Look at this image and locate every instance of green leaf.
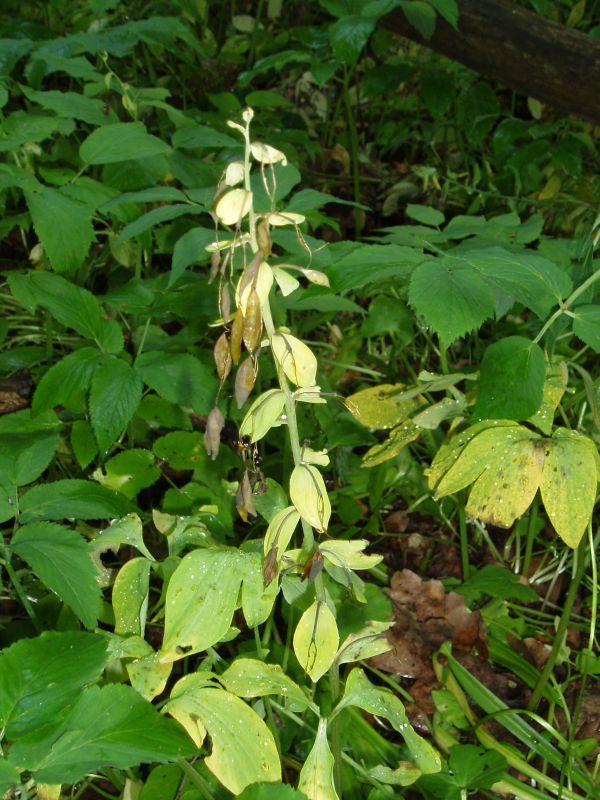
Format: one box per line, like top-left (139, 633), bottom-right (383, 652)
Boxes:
top-left (335, 621), bottom-right (393, 665)
top-left (166, 680), bottom-right (281, 793)
top-left (238, 784), bottom-right (306, 800)
top-left (293, 600), bottom-right (339, 682)
top-left (136, 351), bottom-right (217, 413)
top-left (326, 243), bottom-right (422, 292)
top-left (0, 631), bottom-right (107, 739)
top-left (19, 479), bottom-right (133, 524)
top-left (112, 557), bottom-right (151, 636)
top-left (118, 203), bottom-right (199, 243)
top-left (25, 188), bottom-right (94, 275)
top-left (572, 304), bottom-right (600, 352)
top-left (92, 513), bottom-right (155, 561)
top-left (297, 719), bottom-right (338, 800)
top-left (89, 358), bottom-right (143, 454)
top-left (457, 565), bottom-right (538, 602)
top-left (335, 669), bottom-right (441, 774)
top-left (0, 758), bottom-right (19, 795)
top-left (171, 124), bottom-right (239, 149)
top-left (329, 16), bottom-right (377, 64)
top-left (406, 204), bottom-right (445, 226)
top-left (33, 349), bottom-right (105, 415)
top-left (401, 0), bottom-right (437, 38)
top-left (11, 272), bottom-right (122, 354)
top-left (22, 88), bottom-right (110, 125)
top-left (10, 522), bottom-right (101, 629)
top-left (70, 420), bottom-right (98, 469)
top-left (10, 684), bottom-right (193, 784)
top-left (409, 257), bottom-right (495, 347)
top-left (448, 744), bottom-right (507, 790)
top-left (80, 122), bottom-right (171, 164)
top-left (139, 765), bottom-right (182, 800)
top-left (428, 0), bottom-right (459, 29)
top-left (473, 336), bottom-right (545, 420)
top-left (219, 658), bottom-right (312, 712)
top-left (170, 227), bottom-right (215, 285)
top-left (97, 450), bottom-right (161, 499)
top-left (161, 549), bottom-right (246, 661)
top-left (153, 431), bottom-right (205, 470)
top-left (540, 429), bottom-right (598, 548)
top-left (0, 425), bottom-right (59, 486)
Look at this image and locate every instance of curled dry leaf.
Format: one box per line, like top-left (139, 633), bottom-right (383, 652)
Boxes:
top-left (236, 469), bottom-right (256, 522)
top-left (242, 289), bottom-right (263, 353)
top-left (256, 218), bottom-right (271, 255)
top-left (214, 332), bottom-right (232, 383)
top-left (204, 406), bottom-right (225, 461)
top-left (235, 357), bottom-right (256, 409)
top-left (265, 211), bottom-right (306, 227)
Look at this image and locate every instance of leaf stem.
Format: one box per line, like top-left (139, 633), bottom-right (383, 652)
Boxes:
top-left (533, 268), bottom-right (600, 345)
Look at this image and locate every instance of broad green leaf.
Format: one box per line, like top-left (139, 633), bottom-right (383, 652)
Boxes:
top-left (409, 257), bottom-right (495, 347)
top-left (126, 654), bottom-right (171, 706)
top-left (118, 203), bottom-right (199, 243)
top-left (139, 765), bottom-right (181, 800)
top-left (432, 423), bottom-right (533, 497)
top-left (406, 204), bottom-right (445, 226)
top-left (466, 438), bottom-right (545, 528)
top-left (572, 304), bottom-right (600, 353)
top-left (428, 0), bottom-right (459, 28)
top-left (346, 383), bottom-right (421, 429)
top-left (335, 621), bottom-right (393, 665)
top-left (0, 758), bottom-right (19, 795)
top-left (153, 431), bottom-right (205, 470)
top-left (22, 88), bottom-right (110, 125)
top-left (136, 395), bottom-right (193, 430)
top-left (361, 421), bottom-right (420, 467)
top-left (25, 188), bottom-right (94, 274)
top-left (290, 464), bottom-right (331, 533)
top-left (0, 111), bottom-right (63, 152)
top-left (457, 565), bottom-right (538, 602)
top-left (33, 348), bottom-right (106, 414)
top-left (240, 551), bottom-right (279, 627)
top-left (293, 600), bottom-right (339, 682)
top-left (368, 763), bottom-right (421, 786)
top-left (0, 631), bottom-right (107, 739)
top-left (0, 425), bottom-right (59, 486)
top-left (10, 684), bottom-right (193, 784)
top-left (10, 272), bottom-right (122, 354)
top-left (166, 680), bottom-right (281, 792)
top-left (219, 658), bottom-right (312, 711)
top-left (80, 122), bottom-right (171, 164)
top-left (320, 539), bottom-right (382, 571)
top-left (136, 351), bottom-right (217, 414)
top-left (448, 744), bottom-right (507, 790)
top-left (112, 557), bottom-right (151, 636)
top-left (329, 15), bottom-right (376, 64)
top-left (528, 362), bottom-right (568, 435)
top-left (92, 514), bottom-right (155, 561)
top-left (170, 227), bottom-right (214, 286)
top-left (94, 448), bottom-right (161, 500)
top-left (70, 420), bottom-right (97, 469)
top-left (238, 784), bottom-right (306, 800)
top-left (335, 669), bottom-right (441, 774)
top-left (161, 549), bottom-right (245, 661)
top-left (171, 124), bottom-right (238, 149)
top-left (19, 479), bottom-right (133, 523)
top-left (401, 0), bottom-right (437, 38)
top-left (325, 243), bottom-right (422, 292)
top-left (540, 429), bottom-right (598, 548)
top-left (10, 522), bottom-right (101, 629)
top-left (90, 358), bottom-right (143, 454)
top-left (473, 336), bottom-right (545, 420)
top-left (297, 719), bottom-right (338, 800)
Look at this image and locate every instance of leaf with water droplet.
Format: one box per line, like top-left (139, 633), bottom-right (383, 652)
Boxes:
top-left (297, 719), bottom-right (339, 800)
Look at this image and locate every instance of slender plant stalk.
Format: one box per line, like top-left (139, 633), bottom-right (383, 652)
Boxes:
top-left (528, 538), bottom-right (588, 710)
top-left (533, 268), bottom-right (600, 344)
top-left (522, 494), bottom-right (540, 577)
top-left (342, 67), bottom-right (362, 238)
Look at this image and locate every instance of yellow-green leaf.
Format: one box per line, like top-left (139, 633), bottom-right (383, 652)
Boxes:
top-left (289, 464), bottom-right (331, 532)
top-left (264, 506), bottom-right (300, 559)
top-left (214, 188), bottom-right (252, 226)
top-left (293, 600), bottom-right (339, 682)
top-left (239, 389), bottom-right (286, 443)
top-left (298, 719), bottom-right (339, 800)
top-left (320, 539), bottom-right (382, 571)
top-left (346, 383), bottom-right (422, 430)
top-left (540, 429), bottom-right (598, 548)
top-left (362, 422), bottom-right (420, 468)
top-left (271, 331), bottom-right (318, 388)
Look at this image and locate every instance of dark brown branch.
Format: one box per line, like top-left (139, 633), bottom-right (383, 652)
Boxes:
top-left (380, 0), bottom-right (600, 125)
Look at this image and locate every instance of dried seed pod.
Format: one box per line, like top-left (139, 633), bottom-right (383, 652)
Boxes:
top-left (214, 332), bottom-right (232, 383)
top-left (219, 282), bottom-right (231, 321)
top-left (230, 307), bottom-right (243, 365)
top-left (256, 218), bottom-right (272, 255)
top-left (236, 469), bottom-right (256, 522)
top-left (235, 357), bottom-right (256, 409)
top-left (237, 260), bottom-right (273, 314)
top-left (204, 406), bottom-right (225, 460)
top-left (242, 289), bottom-right (263, 353)
top-left (209, 250), bottom-right (221, 283)
top-left (263, 545), bottom-right (279, 587)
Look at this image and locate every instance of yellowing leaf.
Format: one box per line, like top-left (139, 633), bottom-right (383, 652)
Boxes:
top-left (250, 141), bottom-right (287, 165)
top-left (540, 429), bottom-right (598, 548)
top-left (290, 463), bottom-right (331, 532)
top-left (346, 384), bottom-right (423, 430)
top-left (320, 539), bottom-right (382, 571)
top-left (298, 719), bottom-right (339, 800)
top-left (528, 361), bottom-right (568, 435)
top-left (293, 601), bottom-right (339, 682)
top-left (264, 506), bottom-right (300, 559)
top-left (265, 211), bottom-right (306, 226)
top-left (335, 621), bottom-right (393, 666)
top-left (466, 438), bottom-right (545, 527)
top-left (271, 331), bottom-right (318, 388)
top-left (362, 422), bottom-right (420, 468)
top-left (239, 389), bottom-right (286, 443)
top-left (214, 188), bottom-right (252, 226)
top-left (272, 266), bottom-right (300, 296)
